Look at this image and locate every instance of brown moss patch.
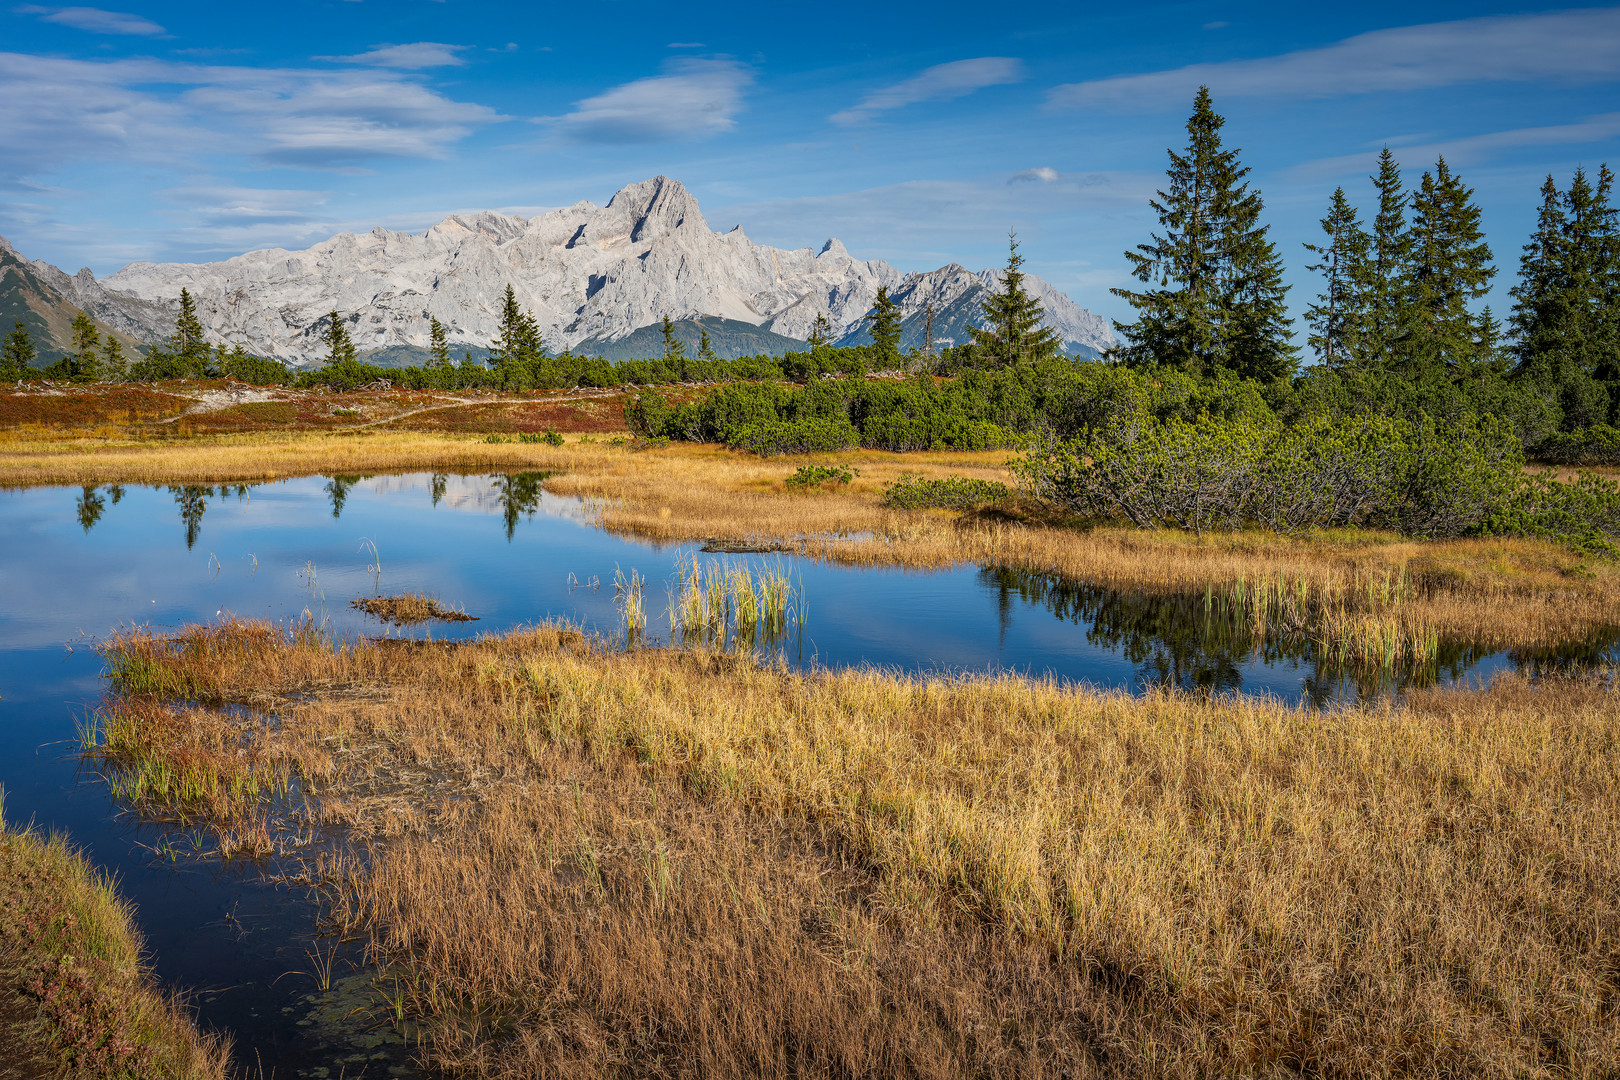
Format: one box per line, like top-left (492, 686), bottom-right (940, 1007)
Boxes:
top-left (351, 593), bottom-right (478, 626)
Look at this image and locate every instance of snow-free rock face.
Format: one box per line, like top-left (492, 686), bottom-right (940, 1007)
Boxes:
top-left (100, 177), bottom-right (1115, 364)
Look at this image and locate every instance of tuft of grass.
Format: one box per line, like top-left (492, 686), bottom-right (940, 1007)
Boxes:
top-left (667, 554), bottom-right (799, 646)
top-left (613, 566), bottom-right (646, 639)
top-left (0, 802), bottom-right (232, 1078)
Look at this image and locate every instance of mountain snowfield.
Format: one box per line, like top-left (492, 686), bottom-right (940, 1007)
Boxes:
top-left (88, 176), bottom-right (1113, 364)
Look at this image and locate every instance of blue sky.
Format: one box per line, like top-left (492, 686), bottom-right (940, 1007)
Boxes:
top-left (2, 1), bottom-right (1618, 331)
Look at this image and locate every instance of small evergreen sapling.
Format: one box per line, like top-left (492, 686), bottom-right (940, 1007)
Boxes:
top-left (1, 321), bottom-right (35, 380)
top-left (969, 233), bottom-right (1061, 368)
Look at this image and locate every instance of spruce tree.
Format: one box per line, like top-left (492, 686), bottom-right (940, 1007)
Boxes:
top-left (970, 233), bottom-right (1061, 367)
top-left (1359, 148), bottom-right (1411, 371)
top-left (1303, 187), bottom-right (1371, 369)
top-left (324, 310), bottom-right (357, 368)
top-left (491, 285), bottom-right (544, 388)
top-left (1112, 87), bottom-right (1295, 380)
top-left (699, 325), bottom-right (717, 363)
top-left (1, 321), bottom-right (34, 380)
top-left (808, 313), bottom-right (834, 360)
top-left (171, 288), bottom-right (209, 377)
top-left (102, 337), bottom-right (127, 381)
top-left (1402, 157), bottom-right (1496, 378)
top-left (1510, 174), bottom-right (1571, 376)
top-left (865, 286), bottom-right (902, 369)
top-left (661, 314), bottom-right (688, 379)
top-left (428, 317), bottom-right (453, 371)
top-left (68, 311), bottom-right (101, 381)
top-left (1511, 166), bottom-right (1619, 425)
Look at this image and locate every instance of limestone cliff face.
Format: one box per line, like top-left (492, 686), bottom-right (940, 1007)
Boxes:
top-left (96, 176), bottom-right (1115, 364)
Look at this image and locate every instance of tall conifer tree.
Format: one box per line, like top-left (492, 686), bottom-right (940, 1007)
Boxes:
top-left (324, 310), bottom-right (357, 368)
top-left (1402, 157), bottom-right (1496, 378)
top-left (1510, 175), bottom-right (1572, 374)
top-left (428, 317), bottom-right (453, 372)
top-left (970, 233), bottom-right (1061, 367)
top-left (491, 285), bottom-right (544, 388)
top-left (699, 326), bottom-right (717, 363)
top-left (1359, 148), bottom-right (1411, 370)
top-left (1303, 187), bottom-right (1371, 369)
top-left (864, 286), bottom-right (902, 369)
top-left (102, 337), bottom-right (127, 382)
top-left (68, 311), bottom-right (101, 381)
top-left (1510, 166), bottom-right (1619, 425)
top-left (1, 321), bottom-right (34, 380)
top-left (808, 313), bottom-right (834, 359)
top-left (1112, 87), bottom-right (1295, 380)
top-left (660, 313), bottom-right (688, 380)
top-left (171, 288), bottom-right (209, 376)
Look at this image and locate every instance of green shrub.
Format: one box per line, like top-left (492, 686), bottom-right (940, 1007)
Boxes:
top-left (728, 417), bottom-right (858, 457)
top-left (518, 429), bottom-right (565, 446)
top-left (1016, 411), bottom-right (1538, 539)
top-left (1538, 425), bottom-right (1620, 466)
top-left (785, 464), bottom-right (857, 488)
top-left (882, 474), bottom-right (1012, 511)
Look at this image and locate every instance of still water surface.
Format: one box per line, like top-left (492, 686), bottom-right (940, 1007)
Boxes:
top-left (0, 472), bottom-right (1609, 1074)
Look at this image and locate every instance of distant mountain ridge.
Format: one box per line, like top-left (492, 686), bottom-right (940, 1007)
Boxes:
top-left (4, 177), bottom-right (1116, 365)
top-left (0, 235), bottom-right (164, 366)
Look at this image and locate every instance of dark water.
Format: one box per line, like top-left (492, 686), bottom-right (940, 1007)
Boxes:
top-left (0, 472), bottom-right (1612, 1074)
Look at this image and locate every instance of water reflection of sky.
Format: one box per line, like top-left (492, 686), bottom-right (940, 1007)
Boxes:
top-left (0, 473), bottom-right (1577, 706)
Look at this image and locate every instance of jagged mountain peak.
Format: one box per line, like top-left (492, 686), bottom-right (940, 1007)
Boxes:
top-left (69, 176), bottom-right (1115, 364)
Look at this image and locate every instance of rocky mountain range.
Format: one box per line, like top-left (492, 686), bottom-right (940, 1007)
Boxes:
top-left (4, 176), bottom-right (1115, 366)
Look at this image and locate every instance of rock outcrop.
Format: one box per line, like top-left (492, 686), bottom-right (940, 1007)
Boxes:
top-left (73, 176), bottom-right (1114, 364)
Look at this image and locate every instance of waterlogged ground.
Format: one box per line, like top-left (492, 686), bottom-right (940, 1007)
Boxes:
top-left (0, 471), bottom-right (1614, 1074)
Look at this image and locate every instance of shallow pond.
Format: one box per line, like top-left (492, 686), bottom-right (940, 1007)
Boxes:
top-left (0, 471), bottom-right (1612, 1074)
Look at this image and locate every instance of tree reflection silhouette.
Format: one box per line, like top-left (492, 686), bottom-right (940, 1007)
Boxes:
top-left (977, 565), bottom-right (1519, 702)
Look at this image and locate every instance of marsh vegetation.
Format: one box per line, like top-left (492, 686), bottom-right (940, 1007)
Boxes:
top-left (78, 617), bottom-right (1620, 1077)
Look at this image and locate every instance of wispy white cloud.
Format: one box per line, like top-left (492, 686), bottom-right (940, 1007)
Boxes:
top-left (548, 58), bottom-right (751, 142)
top-left (1011, 166), bottom-right (1059, 183)
top-left (157, 184), bottom-right (332, 225)
top-left (1293, 111), bottom-right (1620, 180)
top-left (14, 4), bottom-right (165, 35)
top-left (1049, 7), bottom-right (1620, 112)
top-left (667, 41), bottom-right (705, 48)
top-left (328, 42), bottom-right (470, 69)
top-left (713, 172), bottom-right (1152, 253)
top-left (832, 57), bottom-right (1025, 125)
top-left (0, 52), bottom-right (501, 178)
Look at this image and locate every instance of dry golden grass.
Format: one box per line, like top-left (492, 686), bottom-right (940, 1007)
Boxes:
top-left (93, 619), bottom-right (1620, 1078)
top-left (6, 433), bottom-right (1618, 657)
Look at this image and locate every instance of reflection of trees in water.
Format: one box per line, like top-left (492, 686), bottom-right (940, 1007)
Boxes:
top-left (492, 472), bottom-right (549, 541)
top-left (164, 484), bottom-right (255, 549)
top-left (72, 472), bottom-right (564, 548)
top-left (324, 475), bottom-right (364, 519)
top-left (978, 566), bottom-right (1572, 702)
top-left (74, 484), bottom-right (124, 533)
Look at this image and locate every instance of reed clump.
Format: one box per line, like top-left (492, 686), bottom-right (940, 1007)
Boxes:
top-left (0, 811), bottom-right (232, 1078)
top-left (93, 618), bottom-right (1620, 1078)
top-left (667, 554), bottom-right (799, 646)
